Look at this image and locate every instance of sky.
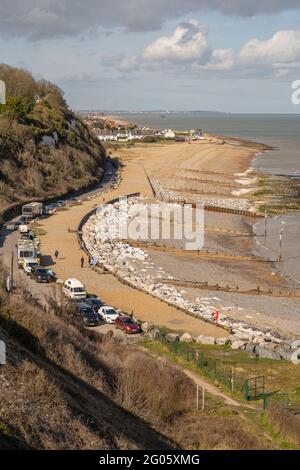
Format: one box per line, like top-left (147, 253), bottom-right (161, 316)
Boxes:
top-left (1, 1), bottom-right (300, 113)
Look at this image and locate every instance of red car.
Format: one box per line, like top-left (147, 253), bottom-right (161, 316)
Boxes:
top-left (115, 316), bottom-right (142, 334)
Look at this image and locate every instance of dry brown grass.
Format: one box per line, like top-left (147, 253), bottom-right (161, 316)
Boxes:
top-left (1, 361), bottom-right (110, 450)
top-left (0, 271), bottom-right (269, 450)
top-left (105, 346), bottom-right (265, 450)
top-left (266, 404), bottom-right (300, 448)
top-left (111, 350), bottom-right (194, 423)
top-left (171, 414), bottom-right (262, 450)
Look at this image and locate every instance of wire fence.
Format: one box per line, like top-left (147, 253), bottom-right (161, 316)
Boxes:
top-left (155, 333), bottom-right (245, 395)
top-left (154, 334), bottom-right (300, 415)
top-left (263, 392), bottom-right (300, 411)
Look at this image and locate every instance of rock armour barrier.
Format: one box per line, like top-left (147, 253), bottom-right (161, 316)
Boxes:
top-left (78, 195), bottom-right (300, 363)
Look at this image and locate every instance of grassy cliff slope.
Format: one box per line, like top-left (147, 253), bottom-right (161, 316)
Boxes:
top-left (0, 64), bottom-right (105, 217)
top-left (0, 278), bottom-right (270, 450)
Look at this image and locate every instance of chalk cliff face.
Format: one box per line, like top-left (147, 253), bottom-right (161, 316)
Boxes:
top-left (0, 64), bottom-right (105, 216)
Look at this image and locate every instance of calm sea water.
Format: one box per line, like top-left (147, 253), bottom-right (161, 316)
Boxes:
top-left (113, 112), bottom-right (300, 285)
top-left (114, 113), bottom-right (300, 175)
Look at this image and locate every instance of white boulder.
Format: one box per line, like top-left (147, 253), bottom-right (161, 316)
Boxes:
top-left (180, 333), bottom-right (193, 343)
top-left (231, 340), bottom-right (246, 350)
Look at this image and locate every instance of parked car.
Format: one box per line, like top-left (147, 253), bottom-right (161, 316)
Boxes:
top-left (98, 306), bottom-right (119, 324)
top-left (44, 205), bottom-right (53, 214)
top-left (44, 204), bottom-right (58, 215)
top-left (75, 302), bottom-right (100, 327)
top-left (23, 259), bottom-right (39, 275)
top-left (20, 231), bottom-right (34, 241)
top-left (63, 278), bottom-right (86, 300)
top-left (13, 220), bottom-right (23, 230)
top-left (115, 316), bottom-right (142, 334)
top-left (13, 217), bottom-right (28, 230)
top-left (30, 267), bottom-right (53, 283)
top-left (46, 269), bottom-right (57, 283)
top-left (84, 297), bottom-right (103, 313)
top-left (19, 224), bottom-right (29, 234)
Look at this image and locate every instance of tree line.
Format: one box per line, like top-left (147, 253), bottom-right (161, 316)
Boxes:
top-left (0, 63), bottom-right (63, 117)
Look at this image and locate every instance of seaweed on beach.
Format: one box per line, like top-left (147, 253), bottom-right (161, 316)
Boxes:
top-left (255, 175), bottom-right (300, 214)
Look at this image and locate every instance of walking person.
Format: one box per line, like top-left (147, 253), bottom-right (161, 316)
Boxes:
top-left (54, 250), bottom-right (59, 260)
top-left (80, 256), bottom-right (84, 268)
top-left (214, 309), bottom-right (219, 326)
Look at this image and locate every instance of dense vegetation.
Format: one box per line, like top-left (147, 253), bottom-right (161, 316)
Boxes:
top-left (0, 272), bottom-right (268, 450)
top-left (0, 64), bottom-right (105, 217)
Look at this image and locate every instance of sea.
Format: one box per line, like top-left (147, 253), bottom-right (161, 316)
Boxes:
top-left (114, 112), bottom-right (300, 285)
top-left (114, 112), bottom-right (300, 176)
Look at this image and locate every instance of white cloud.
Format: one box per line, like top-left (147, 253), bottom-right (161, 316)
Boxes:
top-left (197, 48), bottom-right (235, 71)
top-left (142, 20), bottom-right (209, 63)
top-left (111, 25), bottom-right (300, 78)
top-left (118, 56), bottom-right (140, 71)
top-left (240, 30), bottom-right (300, 64)
top-left (106, 22), bottom-right (233, 73)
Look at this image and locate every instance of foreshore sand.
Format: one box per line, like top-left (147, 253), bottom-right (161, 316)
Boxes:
top-left (109, 137), bottom-right (300, 337)
top-left (39, 137), bottom-right (300, 338)
top-left (38, 150), bottom-right (228, 338)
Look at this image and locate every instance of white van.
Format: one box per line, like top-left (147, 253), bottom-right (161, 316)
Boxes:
top-left (19, 224), bottom-right (29, 234)
top-left (17, 240), bottom-right (38, 269)
top-left (22, 202), bottom-right (43, 219)
top-left (63, 278), bottom-right (86, 300)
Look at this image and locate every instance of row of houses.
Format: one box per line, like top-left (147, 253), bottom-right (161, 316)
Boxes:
top-left (97, 130), bottom-right (143, 142)
top-left (97, 127), bottom-right (204, 142)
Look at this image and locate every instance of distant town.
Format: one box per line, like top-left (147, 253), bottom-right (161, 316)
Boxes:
top-left (79, 111), bottom-right (204, 143)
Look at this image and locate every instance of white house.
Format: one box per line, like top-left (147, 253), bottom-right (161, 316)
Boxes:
top-left (97, 130), bottom-right (143, 142)
top-left (163, 129), bottom-right (176, 139)
top-left (190, 128), bottom-right (204, 140)
top-left (98, 133), bottom-right (117, 142)
top-left (127, 132), bottom-right (142, 141)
